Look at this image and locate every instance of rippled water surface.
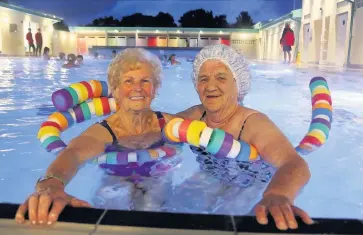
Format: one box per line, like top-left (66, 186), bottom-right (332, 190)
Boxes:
top-left (0, 56), bottom-right (363, 219)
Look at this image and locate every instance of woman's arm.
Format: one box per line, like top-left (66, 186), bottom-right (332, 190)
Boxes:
top-left (242, 113), bottom-right (310, 201)
top-left (37, 123), bottom-right (113, 188)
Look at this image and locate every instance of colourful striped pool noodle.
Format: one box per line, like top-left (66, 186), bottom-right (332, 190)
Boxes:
top-left (52, 80), bottom-right (111, 112)
top-left (38, 97), bottom-right (118, 152)
top-left (295, 76), bottom-right (333, 155)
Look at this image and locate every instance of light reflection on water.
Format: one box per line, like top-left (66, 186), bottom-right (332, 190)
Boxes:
top-left (0, 56), bottom-right (363, 219)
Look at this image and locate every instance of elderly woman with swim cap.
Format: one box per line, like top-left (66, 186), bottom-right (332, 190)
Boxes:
top-left (15, 48), bottom-right (176, 225)
top-left (176, 44), bottom-right (313, 230)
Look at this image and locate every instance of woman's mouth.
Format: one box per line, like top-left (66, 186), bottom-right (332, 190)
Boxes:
top-left (129, 96), bottom-right (145, 100)
top-left (206, 95), bottom-right (221, 99)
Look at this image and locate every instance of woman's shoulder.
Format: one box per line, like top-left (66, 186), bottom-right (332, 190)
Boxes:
top-left (237, 106), bottom-right (261, 119)
top-left (159, 112), bottom-right (175, 122)
top-left (159, 105), bottom-right (204, 122)
top-left (104, 113), bottom-right (119, 125)
top-left (176, 104), bottom-right (204, 120)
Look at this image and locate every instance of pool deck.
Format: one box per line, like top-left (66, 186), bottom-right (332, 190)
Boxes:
top-left (1, 203), bottom-right (362, 235)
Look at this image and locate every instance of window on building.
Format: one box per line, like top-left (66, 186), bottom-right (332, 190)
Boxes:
top-left (10, 24), bottom-right (17, 33)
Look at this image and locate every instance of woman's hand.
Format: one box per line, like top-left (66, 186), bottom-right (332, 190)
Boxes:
top-left (254, 194), bottom-right (314, 230)
top-left (15, 179), bottom-right (91, 225)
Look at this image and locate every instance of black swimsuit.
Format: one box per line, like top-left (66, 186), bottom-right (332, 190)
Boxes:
top-left (190, 111), bottom-right (274, 187)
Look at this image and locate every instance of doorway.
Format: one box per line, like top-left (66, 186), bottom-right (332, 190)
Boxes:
top-left (303, 23), bottom-right (310, 62)
top-left (322, 16), bottom-right (330, 61)
top-left (335, 12), bottom-right (348, 66)
top-left (314, 19), bottom-right (322, 63)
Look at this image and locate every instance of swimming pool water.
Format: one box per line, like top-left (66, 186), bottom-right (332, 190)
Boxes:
top-left (0, 55), bottom-right (363, 219)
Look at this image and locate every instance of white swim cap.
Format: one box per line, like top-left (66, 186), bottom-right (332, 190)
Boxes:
top-left (192, 44), bottom-right (251, 102)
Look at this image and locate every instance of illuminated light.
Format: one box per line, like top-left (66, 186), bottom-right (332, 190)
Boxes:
top-left (2, 16), bottom-right (9, 23)
top-left (156, 30), bottom-right (159, 33)
top-left (176, 30), bottom-right (180, 33)
top-left (219, 31), bottom-right (223, 34)
top-left (200, 31), bottom-right (203, 33)
top-left (61, 32), bottom-right (67, 41)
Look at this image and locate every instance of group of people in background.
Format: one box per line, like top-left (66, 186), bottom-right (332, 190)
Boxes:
top-left (25, 28), bottom-right (83, 68)
top-left (25, 22), bottom-right (294, 65)
top-left (25, 28), bottom-right (43, 57)
top-left (24, 22), bottom-right (293, 69)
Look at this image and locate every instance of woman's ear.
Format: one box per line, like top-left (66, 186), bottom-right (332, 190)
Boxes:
top-left (112, 87), bottom-right (120, 104)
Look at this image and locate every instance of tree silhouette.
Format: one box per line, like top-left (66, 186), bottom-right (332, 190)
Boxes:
top-left (53, 21), bottom-right (70, 32)
top-left (214, 15), bottom-right (229, 28)
top-left (117, 12), bottom-right (176, 27)
top-left (87, 16), bottom-right (120, 27)
top-left (179, 9), bottom-right (216, 28)
top-left (119, 13), bottom-right (153, 27)
top-left (84, 10), bottom-right (254, 29)
top-left (154, 12), bottom-right (177, 27)
top-left (232, 11), bottom-right (254, 28)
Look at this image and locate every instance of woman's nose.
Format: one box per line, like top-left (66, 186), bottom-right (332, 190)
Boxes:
top-left (205, 80), bottom-right (218, 91)
top-left (133, 82), bottom-right (142, 91)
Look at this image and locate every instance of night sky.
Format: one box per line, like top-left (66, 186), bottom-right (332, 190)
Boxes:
top-left (9, 0), bottom-right (302, 26)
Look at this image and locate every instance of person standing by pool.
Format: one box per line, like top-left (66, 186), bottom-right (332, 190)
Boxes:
top-left (15, 48), bottom-right (177, 225)
top-left (26, 28), bottom-right (36, 56)
top-left (35, 28), bottom-right (43, 57)
top-left (171, 44), bottom-right (313, 230)
top-left (280, 23), bottom-right (295, 64)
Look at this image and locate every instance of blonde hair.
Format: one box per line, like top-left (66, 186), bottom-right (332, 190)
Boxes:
top-left (107, 48), bottom-right (163, 93)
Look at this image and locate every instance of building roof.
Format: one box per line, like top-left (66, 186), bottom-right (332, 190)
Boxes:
top-left (255, 9), bottom-right (302, 29)
top-left (70, 26), bottom-right (259, 34)
top-left (0, 2), bottom-right (62, 21)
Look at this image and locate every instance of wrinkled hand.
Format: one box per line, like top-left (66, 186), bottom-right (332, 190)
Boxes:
top-left (15, 184), bottom-right (91, 225)
top-left (254, 194), bottom-right (314, 230)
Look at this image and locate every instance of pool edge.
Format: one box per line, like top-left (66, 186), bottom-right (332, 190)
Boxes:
top-left (1, 203), bottom-right (363, 234)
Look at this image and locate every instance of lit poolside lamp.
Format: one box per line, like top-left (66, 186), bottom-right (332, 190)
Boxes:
top-left (2, 16), bottom-right (9, 23)
top-left (156, 30), bottom-right (159, 33)
top-left (219, 31), bottom-right (223, 34)
top-left (200, 30), bottom-right (203, 34)
top-left (176, 30), bottom-right (180, 33)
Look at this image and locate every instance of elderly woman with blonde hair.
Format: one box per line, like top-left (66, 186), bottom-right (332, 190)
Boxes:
top-left (15, 48), bottom-right (176, 225)
top-left (169, 44), bottom-right (314, 230)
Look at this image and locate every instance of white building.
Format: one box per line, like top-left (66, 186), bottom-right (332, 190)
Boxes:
top-left (69, 27), bottom-right (260, 59)
top-left (254, 9), bottom-right (302, 62)
top-left (299, 0), bottom-right (363, 68)
top-left (0, 2), bottom-right (63, 56)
